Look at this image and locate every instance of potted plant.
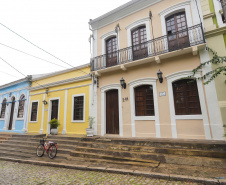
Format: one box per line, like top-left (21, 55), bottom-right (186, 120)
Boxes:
top-left (49, 118), bottom-right (60, 135)
top-left (86, 116), bottom-right (95, 137)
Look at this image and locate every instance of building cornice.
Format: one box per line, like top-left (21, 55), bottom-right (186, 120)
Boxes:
top-left (30, 75), bottom-right (91, 91)
top-left (205, 26), bottom-right (226, 38)
top-left (0, 77), bottom-right (28, 90)
top-left (33, 63), bottom-right (90, 81)
top-left (203, 12), bottom-right (215, 19)
top-left (89, 0), bottom-right (162, 30)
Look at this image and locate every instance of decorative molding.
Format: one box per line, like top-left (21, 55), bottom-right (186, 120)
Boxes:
top-left (125, 17), bottom-right (150, 30)
top-left (129, 77), bottom-right (160, 138)
top-left (100, 30), bottom-right (116, 39)
top-left (166, 70), bottom-right (211, 139)
top-left (0, 87), bottom-right (29, 96)
top-left (204, 26), bottom-right (226, 38)
top-left (203, 12), bottom-right (215, 19)
top-left (62, 90), bottom-right (68, 134)
top-left (30, 75), bottom-right (91, 91)
top-left (0, 78), bottom-right (27, 90)
top-left (219, 101), bottom-right (226, 108)
top-left (100, 84), bottom-right (123, 137)
top-left (89, 0), bottom-right (162, 30)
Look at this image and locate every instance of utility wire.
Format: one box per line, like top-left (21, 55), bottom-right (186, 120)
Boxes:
top-left (0, 56), bottom-right (46, 89)
top-left (0, 22), bottom-right (89, 75)
top-left (0, 70), bottom-right (19, 78)
top-left (0, 42), bottom-right (67, 69)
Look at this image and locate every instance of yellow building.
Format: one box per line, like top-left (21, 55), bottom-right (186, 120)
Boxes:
top-left (27, 64), bottom-right (94, 135)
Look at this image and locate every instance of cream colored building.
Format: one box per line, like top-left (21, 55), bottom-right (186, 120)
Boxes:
top-left (89, 0), bottom-right (224, 140)
top-left (200, 0), bottom-right (226, 135)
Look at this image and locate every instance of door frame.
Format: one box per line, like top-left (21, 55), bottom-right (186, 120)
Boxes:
top-left (47, 97), bottom-right (60, 134)
top-left (100, 84), bottom-right (123, 137)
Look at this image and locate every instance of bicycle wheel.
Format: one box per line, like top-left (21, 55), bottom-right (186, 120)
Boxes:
top-left (36, 144), bottom-right (44, 157)
top-left (48, 145), bottom-right (57, 159)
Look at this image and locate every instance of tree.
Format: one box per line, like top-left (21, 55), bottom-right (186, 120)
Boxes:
top-left (187, 47), bottom-right (226, 85)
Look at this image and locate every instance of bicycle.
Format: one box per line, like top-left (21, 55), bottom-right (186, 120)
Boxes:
top-left (36, 138), bottom-right (58, 159)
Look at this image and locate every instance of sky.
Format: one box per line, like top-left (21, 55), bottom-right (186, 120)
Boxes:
top-left (0, 0), bottom-right (131, 86)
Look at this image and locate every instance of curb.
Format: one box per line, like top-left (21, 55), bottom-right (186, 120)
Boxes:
top-left (0, 157), bottom-right (225, 185)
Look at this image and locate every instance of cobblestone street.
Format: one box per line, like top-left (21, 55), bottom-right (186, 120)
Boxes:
top-left (0, 161), bottom-right (200, 185)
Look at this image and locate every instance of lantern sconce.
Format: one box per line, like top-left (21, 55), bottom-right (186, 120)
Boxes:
top-left (43, 100), bottom-right (48, 105)
top-left (120, 77), bottom-right (126, 89)
top-left (157, 69), bottom-right (163, 83)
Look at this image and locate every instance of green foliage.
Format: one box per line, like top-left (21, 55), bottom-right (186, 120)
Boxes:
top-left (185, 47), bottom-right (226, 85)
top-left (49, 118), bottom-right (60, 129)
top-left (89, 116), bottom-right (95, 128)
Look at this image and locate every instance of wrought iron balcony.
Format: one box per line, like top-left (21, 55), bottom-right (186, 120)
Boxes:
top-left (91, 24), bottom-right (205, 72)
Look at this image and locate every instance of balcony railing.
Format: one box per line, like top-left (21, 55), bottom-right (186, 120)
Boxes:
top-left (91, 24), bottom-right (205, 71)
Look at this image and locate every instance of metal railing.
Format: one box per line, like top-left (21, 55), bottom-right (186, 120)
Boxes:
top-left (91, 24), bottom-right (205, 71)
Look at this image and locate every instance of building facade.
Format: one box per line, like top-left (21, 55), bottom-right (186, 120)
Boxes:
top-left (89, 0), bottom-right (224, 140)
top-left (0, 77), bottom-right (31, 133)
top-left (27, 64), bottom-right (94, 135)
top-left (200, 0), bottom-right (226, 135)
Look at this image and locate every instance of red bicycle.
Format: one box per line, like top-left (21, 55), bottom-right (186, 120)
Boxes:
top-left (36, 138), bottom-right (57, 159)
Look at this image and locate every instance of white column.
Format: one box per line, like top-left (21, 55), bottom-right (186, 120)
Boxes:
top-left (39, 93), bottom-right (45, 134)
top-left (62, 90), bottom-right (68, 134)
top-left (199, 49), bottom-right (224, 140)
top-left (24, 92), bottom-right (30, 132)
top-left (12, 91), bottom-right (19, 130)
top-left (3, 95), bottom-right (9, 130)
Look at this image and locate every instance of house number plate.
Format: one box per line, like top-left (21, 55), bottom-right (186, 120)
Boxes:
top-left (159, 92), bottom-right (166, 97)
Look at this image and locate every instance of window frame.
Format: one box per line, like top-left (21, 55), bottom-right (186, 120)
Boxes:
top-left (0, 98), bottom-right (7, 119)
top-left (29, 100), bottom-right (39, 123)
top-left (71, 94), bottom-right (85, 123)
top-left (17, 94), bottom-right (26, 119)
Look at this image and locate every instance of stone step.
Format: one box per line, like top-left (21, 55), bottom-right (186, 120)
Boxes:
top-left (47, 135), bottom-right (84, 141)
top-left (74, 141), bottom-right (226, 159)
top-left (70, 151), bottom-right (160, 166)
top-left (71, 147), bottom-right (226, 169)
top-left (81, 137), bottom-right (226, 152)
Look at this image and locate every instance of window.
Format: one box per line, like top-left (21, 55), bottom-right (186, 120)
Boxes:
top-left (173, 79), bottom-right (201, 115)
top-left (17, 94), bottom-right (25, 118)
top-left (0, 98), bottom-right (7, 118)
top-left (106, 37), bottom-right (117, 67)
top-left (73, 95), bottom-right (84, 121)
top-left (30, 102), bottom-right (38, 121)
top-left (135, 85), bottom-right (155, 116)
top-left (132, 26), bottom-right (148, 60)
top-left (166, 12), bottom-right (190, 51)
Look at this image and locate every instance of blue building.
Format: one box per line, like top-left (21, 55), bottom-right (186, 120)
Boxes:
top-left (0, 76), bottom-right (32, 133)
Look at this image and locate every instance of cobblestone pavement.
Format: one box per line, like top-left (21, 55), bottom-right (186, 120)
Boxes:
top-left (0, 161), bottom-right (201, 185)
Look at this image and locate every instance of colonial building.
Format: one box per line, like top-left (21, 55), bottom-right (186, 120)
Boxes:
top-left (0, 76), bottom-right (32, 133)
top-left (27, 64), bottom-right (94, 135)
top-left (89, 0), bottom-right (224, 140)
top-left (200, 0), bottom-right (226, 135)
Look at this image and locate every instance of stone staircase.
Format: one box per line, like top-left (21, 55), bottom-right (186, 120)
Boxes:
top-left (69, 137), bottom-right (226, 169)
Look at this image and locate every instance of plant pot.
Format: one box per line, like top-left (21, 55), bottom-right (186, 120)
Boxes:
top-left (50, 128), bottom-right (58, 135)
top-left (86, 128), bottom-right (94, 137)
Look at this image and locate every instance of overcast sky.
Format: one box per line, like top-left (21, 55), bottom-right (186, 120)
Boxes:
top-left (0, 0), bottom-right (130, 86)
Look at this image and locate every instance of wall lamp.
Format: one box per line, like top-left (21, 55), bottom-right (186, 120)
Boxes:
top-left (149, 11), bottom-right (153, 19)
top-left (120, 77), bottom-right (126, 89)
top-left (157, 69), bottom-right (163, 83)
top-left (43, 100), bottom-right (48, 105)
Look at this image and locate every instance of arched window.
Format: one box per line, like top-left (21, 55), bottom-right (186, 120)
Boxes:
top-left (132, 26), bottom-right (148, 60)
top-left (134, 85), bottom-right (154, 116)
top-left (106, 36), bottom-right (117, 67)
top-left (0, 98), bottom-right (7, 118)
top-left (173, 79), bottom-right (201, 115)
top-left (166, 12), bottom-right (189, 51)
top-left (18, 94), bottom-right (25, 118)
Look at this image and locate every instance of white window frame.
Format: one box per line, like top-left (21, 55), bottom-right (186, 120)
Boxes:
top-left (16, 93), bottom-right (26, 120)
top-left (29, 100), bottom-right (39, 123)
top-left (126, 17), bottom-right (152, 57)
top-left (213, 0), bottom-right (226, 28)
top-left (71, 94), bottom-right (85, 123)
top-left (128, 78), bottom-right (160, 138)
top-left (100, 84), bottom-right (123, 137)
top-left (165, 70), bottom-right (211, 139)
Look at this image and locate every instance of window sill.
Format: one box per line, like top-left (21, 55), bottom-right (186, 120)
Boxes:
top-left (29, 121), bottom-right (38, 123)
top-left (0, 118), bottom-right (5, 121)
top-left (16, 118), bottom-right (24, 121)
top-left (134, 116), bottom-right (155, 121)
top-left (71, 120), bottom-right (85, 123)
top-left (175, 115), bottom-right (203, 120)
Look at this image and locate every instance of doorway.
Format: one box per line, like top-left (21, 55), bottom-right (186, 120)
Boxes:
top-left (51, 100), bottom-right (59, 120)
top-left (106, 89), bottom-right (119, 134)
top-left (8, 97), bottom-right (15, 130)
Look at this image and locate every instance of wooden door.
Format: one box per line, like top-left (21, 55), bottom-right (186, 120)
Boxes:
top-left (106, 90), bottom-right (119, 134)
top-left (132, 26), bottom-right (148, 60)
top-left (51, 100), bottom-right (59, 120)
top-left (8, 97), bottom-right (15, 130)
top-left (106, 37), bottom-right (118, 67)
top-left (166, 12), bottom-right (190, 51)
